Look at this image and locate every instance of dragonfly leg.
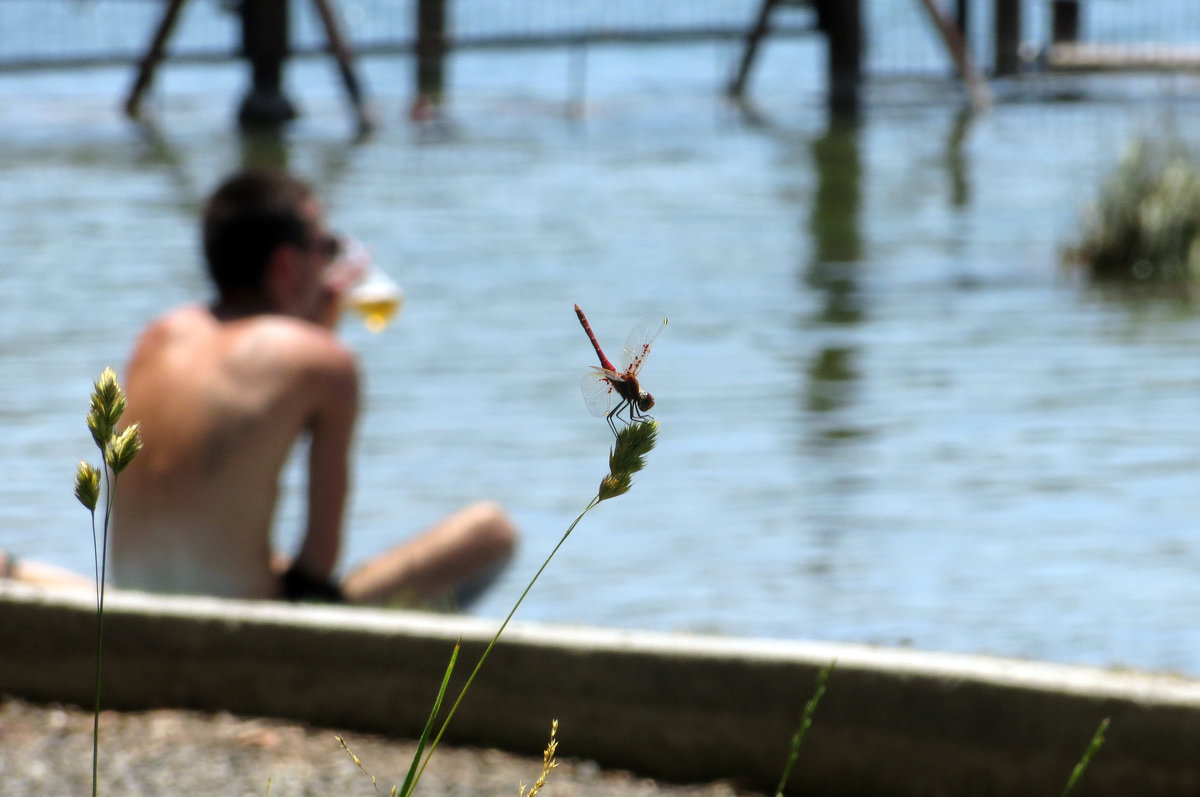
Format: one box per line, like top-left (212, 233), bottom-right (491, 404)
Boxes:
top-left (606, 398), bottom-right (632, 437)
top-left (626, 401), bottom-right (655, 427)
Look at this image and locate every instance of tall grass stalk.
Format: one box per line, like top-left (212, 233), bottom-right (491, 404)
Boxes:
top-left (391, 420), bottom-right (658, 797)
top-left (75, 368), bottom-right (142, 797)
top-left (773, 661), bottom-right (834, 797)
top-left (1061, 717), bottom-right (1109, 797)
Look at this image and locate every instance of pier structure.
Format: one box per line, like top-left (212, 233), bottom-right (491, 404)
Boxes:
top-left (959, 0), bottom-right (1200, 77)
top-left (122, 0), bottom-right (864, 122)
top-left (728, 0), bottom-right (1200, 115)
top-left (124, 0), bottom-right (374, 134)
top-left (5, 1), bottom-right (1200, 129)
top-left (728, 0), bottom-right (863, 113)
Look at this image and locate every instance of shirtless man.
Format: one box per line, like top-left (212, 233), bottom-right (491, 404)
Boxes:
top-left (2, 170), bottom-right (516, 606)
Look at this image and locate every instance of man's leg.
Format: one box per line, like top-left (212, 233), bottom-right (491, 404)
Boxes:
top-left (341, 501), bottom-right (517, 607)
top-left (0, 550), bottom-right (92, 588)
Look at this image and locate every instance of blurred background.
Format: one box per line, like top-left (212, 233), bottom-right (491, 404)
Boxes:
top-left (4, 0), bottom-right (1200, 675)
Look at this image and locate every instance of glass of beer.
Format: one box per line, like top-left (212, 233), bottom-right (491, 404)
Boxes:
top-left (339, 238), bottom-right (405, 333)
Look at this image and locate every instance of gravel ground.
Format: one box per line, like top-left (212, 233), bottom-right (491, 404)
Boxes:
top-left (0, 697), bottom-right (759, 797)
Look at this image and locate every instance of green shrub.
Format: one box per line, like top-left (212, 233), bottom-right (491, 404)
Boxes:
top-left (1067, 136), bottom-right (1200, 285)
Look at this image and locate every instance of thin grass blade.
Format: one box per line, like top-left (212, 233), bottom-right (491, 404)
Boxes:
top-left (773, 661), bottom-right (834, 797)
top-left (399, 640), bottom-right (461, 797)
top-left (1061, 717), bottom-right (1109, 797)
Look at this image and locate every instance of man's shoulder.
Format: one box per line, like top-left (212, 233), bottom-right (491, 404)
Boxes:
top-left (131, 304), bottom-right (212, 352)
top-left (144, 303), bottom-right (207, 330)
top-left (254, 315), bottom-right (353, 356)
top-left (238, 315), bottom-right (359, 381)
top-left (136, 307), bottom-right (357, 382)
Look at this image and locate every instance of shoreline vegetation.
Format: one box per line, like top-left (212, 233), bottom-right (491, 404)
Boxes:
top-left (1066, 135), bottom-right (1200, 293)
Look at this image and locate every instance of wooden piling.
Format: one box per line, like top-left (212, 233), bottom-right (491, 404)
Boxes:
top-left (238, 0), bottom-right (298, 128)
top-left (920, 0), bottom-right (992, 110)
top-left (123, 0), bottom-right (188, 119)
top-left (814, 0), bottom-right (863, 114)
top-left (727, 0), bottom-right (782, 98)
top-left (311, 0), bottom-right (377, 135)
top-left (1051, 0), bottom-right (1080, 44)
top-left (993, 0), bottom-right (1021, 75)
top-left (414, 0), bottom-right (448, 116)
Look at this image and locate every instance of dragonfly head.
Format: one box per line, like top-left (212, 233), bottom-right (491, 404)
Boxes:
top-left (637, 392), bottom-right (655, 413)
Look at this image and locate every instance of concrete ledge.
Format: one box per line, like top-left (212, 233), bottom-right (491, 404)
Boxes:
top-left (2, 581), bottom-right (1199, 795)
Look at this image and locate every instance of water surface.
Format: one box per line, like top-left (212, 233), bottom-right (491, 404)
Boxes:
top-left (4, 26), bottom-right (1200, 675)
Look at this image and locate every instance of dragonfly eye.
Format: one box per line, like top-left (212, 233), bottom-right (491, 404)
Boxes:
top-left (638, 393), bottom-right (655, 412)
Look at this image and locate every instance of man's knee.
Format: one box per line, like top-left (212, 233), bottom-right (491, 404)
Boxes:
top-left (467, 501), bottom-right (517, 560)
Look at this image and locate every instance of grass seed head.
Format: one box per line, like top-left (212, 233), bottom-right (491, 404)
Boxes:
top-left (87, 368), bottom-right (126, 448)
top-left (598, 421), bottom-right (657, 502)
top-left (520, 720), bottom-right (559, 797)
top-left (105, 423), bottom-right (143, 475)
top-left (74, 460), bottom-right (101, 511)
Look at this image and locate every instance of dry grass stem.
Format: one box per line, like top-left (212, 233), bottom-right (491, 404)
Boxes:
top-left (337, 735), bottom-right (397, 797)
top-left (519, 720), bottom-right (560, 797)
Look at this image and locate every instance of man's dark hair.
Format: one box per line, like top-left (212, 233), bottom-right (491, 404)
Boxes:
top-left (202, 170), bottom-right (316, 296)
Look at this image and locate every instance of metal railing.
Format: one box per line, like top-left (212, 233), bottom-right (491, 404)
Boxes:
top-left (0, 0), bottom-right (817, 72)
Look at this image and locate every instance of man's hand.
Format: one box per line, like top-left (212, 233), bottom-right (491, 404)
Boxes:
top-left (313, 246), bottom-right (369, 329)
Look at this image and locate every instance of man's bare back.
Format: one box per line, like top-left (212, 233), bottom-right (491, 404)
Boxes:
top-left (111, 304), bottom-right (357, 599)
top-left (3, 170), bottom-right (515, 605)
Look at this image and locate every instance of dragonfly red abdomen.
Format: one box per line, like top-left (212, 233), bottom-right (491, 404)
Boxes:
top-left (574, 304), bottom-right (667, 434)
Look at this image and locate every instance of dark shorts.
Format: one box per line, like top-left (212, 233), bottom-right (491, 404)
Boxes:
top-left (280, 564), bottom-right (345, 604)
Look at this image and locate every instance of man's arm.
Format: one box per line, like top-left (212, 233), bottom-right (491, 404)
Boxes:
top-left (293, 340), bottom-right (360, 583)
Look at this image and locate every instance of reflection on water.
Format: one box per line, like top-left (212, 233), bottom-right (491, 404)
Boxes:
top-left (809, 115), bottom-right (864, 268)
top-left (804, 114), bottom-right (865, 447)
top-left (806, 115), bottom-right (864, 326)
top-left (240, 128), bottom-right (292, 172)
top-left (5, 49), bottom-right (1200, 676)
top-left (805, 347), bottom-right (857, 415)
top-left (945, 108), bottom-right (973, 208)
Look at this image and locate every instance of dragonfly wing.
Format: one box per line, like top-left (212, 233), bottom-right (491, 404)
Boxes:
top-left (581, 368), bottom-right (619, 417)
top-left (618, 313), bottom-right (668, 375)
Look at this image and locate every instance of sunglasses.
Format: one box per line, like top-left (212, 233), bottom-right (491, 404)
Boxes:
top-left (310, 233), bottom-right (343, 260)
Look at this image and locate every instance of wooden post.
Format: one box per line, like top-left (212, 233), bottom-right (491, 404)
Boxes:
top-left (814, 0), bottom-right (863, 114)
top-left (993, 0), bottom-right (1021, 76)
top-left (920, 0), bottom-right (992, 110)
top-left (728, 0), bottom-right (782, 97)
top-left (124, 0), bottom-right (189, 119)
top-left (413, 0), bottom-right (448, 118)
top-left (238, 0), bottom-right (298, 128)
top-left (1051, 0), bottom-right (1080, 44)
top-left (311, 0), bottom-right (377, 135)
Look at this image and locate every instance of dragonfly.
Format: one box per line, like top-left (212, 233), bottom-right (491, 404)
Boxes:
top-left (574, 304), bottom-right (668, 434)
